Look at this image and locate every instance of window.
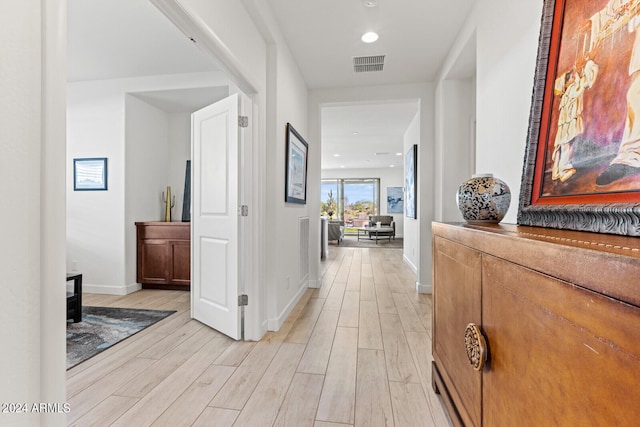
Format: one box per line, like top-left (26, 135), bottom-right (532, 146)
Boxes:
top-left (321, 178), bottom-right (380, 229)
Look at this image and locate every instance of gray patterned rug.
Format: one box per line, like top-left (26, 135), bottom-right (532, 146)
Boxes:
top-left (66, 306), bottom-right (175, 369)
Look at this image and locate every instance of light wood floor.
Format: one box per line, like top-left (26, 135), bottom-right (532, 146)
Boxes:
top-left (67, 246), bottom-right (452, 426)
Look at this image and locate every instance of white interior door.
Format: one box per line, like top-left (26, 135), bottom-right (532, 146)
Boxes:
top-left (191, 93), bottom-right (241, 340)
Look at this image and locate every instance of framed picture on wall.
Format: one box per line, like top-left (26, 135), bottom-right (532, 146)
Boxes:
top-left (387, 186), bottom-right (404, 213)
top-left (518, 0), bottom-right (640, 236)
top-left (285, 123), bottom-right (309, 204)
top-left (405, 145), bottom-right (417, 219)
top-left (74, 157), bottom-right (108, 191)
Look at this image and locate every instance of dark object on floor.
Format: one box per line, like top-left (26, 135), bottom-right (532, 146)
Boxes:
top-left (66, 273), bottom-right (83, 323)
top-left (66, 306), bottom-right (175, 370)
top-left (596, 163), bottom-right (640, 186)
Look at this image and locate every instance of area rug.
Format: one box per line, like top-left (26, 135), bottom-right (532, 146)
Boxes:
top-left (66, 306), bottom-right (175, 370)
top-left (333, 236), bottom-right (403, 249)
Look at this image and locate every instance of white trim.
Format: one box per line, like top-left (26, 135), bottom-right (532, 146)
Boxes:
top-left (42, 0), bottom-right (68, 412)
top-left (80, 283), bottom-right (142, 296)
top-left (416, 281), bottom-right (432, 294)
top-left (403, 253), bottom-right (418, 274)
top-left (245, 97), bottom-right (267, 341)
top-left (267, 284), bottom-right (307, 331)
top-left (150, 0), bottom-right (257, 96)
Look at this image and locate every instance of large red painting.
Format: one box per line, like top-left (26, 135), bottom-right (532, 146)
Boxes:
top-left (536, 0), bottom-right (640, 204)
top-left (519, 0), bottom-right (640, 236)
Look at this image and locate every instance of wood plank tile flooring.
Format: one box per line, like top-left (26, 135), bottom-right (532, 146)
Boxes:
top-left (67, 246), bottom-right (452, 426)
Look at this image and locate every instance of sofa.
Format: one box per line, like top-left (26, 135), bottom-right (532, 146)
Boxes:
top-left (368, 215), bottom-right (395, 239)
top-left (328, 221), bottom-right (344, 244)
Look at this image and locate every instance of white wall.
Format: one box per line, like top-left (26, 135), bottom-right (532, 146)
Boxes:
top-left (403, 112), bottom-right (421, 275)
top-left (437, 0), bottom-right (543, 224)
top-left (322, 167), bottom-right (405, 237)
top-left (67, 79), bottom-right (127, 294)
top-left (168, 113), bottom-right (192, 222)
top-left (436, 78), bottom-right (476, 221)
top-left (266, 16), bottom-right (310, 331)
top-left (1, 0), bottom-right (67, 423)
top-left (67, 72), bottom-right (229, 295)
top-left (1, 0), bottom-right (44, 412)
top-left (310, 84), bottom-right (433, 293)
top-left (124, 95), bottom-right (171, 287)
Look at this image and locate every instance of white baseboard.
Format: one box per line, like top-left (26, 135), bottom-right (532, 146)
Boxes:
top-left (403, 254), bottom-right (418, 274)
top-left (78, 282), bottom-right (142, 295)
top-left (416, 281), bottom-right (432, 294)
top-left (307, 278), bottom-right (320, 289)
top-left (267, 284), bottom-right (307, 331)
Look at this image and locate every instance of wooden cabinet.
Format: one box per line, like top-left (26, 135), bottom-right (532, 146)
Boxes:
top-left (432, 222), bottom-right (640, 426)
top-left (432, 236), bottom-right (482, 426)
top-left (136, 222), bottom-right (190, 290)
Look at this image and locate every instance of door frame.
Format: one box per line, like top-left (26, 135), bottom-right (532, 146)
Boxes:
top-left (150, 0), bottom-right (264, 341)
top-left (39, 0), bottom-right (266, 410)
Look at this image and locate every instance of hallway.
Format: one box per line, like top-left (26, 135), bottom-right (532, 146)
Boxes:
top-left (67, 246), bottom-right (451, 426)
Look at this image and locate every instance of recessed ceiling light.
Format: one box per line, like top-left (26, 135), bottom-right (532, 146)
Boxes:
top-left (389, 165), bottom-right (395, 168)
top-left (361, 32), bottom-right (379, 43)
top-left (333, 154), bottom-right (341, 157)
top-left (396, 152), bottom-right (402, 156)
top-left (352, 131), bottom-right (359, 135)
top-left (340, 165), bottom-right (345, 168)
top-left (362, 0), bottom-right (377, 7)
top-left (375, 152), bottom-right (390, 156)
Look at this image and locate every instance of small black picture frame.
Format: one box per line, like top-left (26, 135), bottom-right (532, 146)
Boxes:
top-left (285, 123), bottom-right (309, 204)
top-left (74, 157), bottom-right (108, 191)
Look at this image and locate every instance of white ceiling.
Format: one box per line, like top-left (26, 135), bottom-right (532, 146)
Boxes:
top-left (67, 0), bottom-right (217, 82)
top-left (266, 0), bottom-right (475, 89)
top-left (321, 101), bottom-right (418, 170)
top-left (265, 0), bottom-right (474, 170)
top-left (131, 87), bottom-right (229, 113)
top-left (68, 0), bottom-right (475, 170)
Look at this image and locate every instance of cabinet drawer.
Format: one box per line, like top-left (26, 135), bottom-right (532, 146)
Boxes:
top-left (482, 255), bottom-right (640, 426)
top-left (136, 222), bottom-right (190, 240)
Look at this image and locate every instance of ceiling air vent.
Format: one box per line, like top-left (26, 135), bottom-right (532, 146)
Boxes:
top-left (353, 55), bottom-right (385, 73)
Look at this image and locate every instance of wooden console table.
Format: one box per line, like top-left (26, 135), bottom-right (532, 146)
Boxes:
top-left (136, 222), bottom-right (190, 290)
top-left (432, 222), bottom-right (640, 426)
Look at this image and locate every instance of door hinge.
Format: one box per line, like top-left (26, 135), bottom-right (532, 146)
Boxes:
top-left (238, 116), bottom-right (249, 128)
top-left (239, 205), bottom-right (248, 216)
top-left (238, 294), bottom-right (248, 306)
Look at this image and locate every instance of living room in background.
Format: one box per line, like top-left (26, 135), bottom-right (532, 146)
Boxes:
top-left (321, 178), bottom-right (380, 231)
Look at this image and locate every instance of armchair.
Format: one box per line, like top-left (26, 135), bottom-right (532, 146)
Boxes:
top-left (368, 215), bottom-right (395, 239)
top-left (327, 221), bottom-right (344, 244)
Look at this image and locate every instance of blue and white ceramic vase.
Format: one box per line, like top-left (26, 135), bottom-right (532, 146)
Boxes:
top-left (456, 174), bottom-right (511, 223)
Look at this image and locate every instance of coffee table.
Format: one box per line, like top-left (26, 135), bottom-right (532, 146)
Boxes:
top-left (356, 226), bottom-right (394, 244)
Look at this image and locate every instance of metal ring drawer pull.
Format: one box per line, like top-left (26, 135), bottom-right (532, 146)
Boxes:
top-left (464, 323), bottom-right (487, 371)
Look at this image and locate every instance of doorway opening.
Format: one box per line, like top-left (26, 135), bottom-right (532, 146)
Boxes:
top-left (66, 0), bottom-right (259, 341)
